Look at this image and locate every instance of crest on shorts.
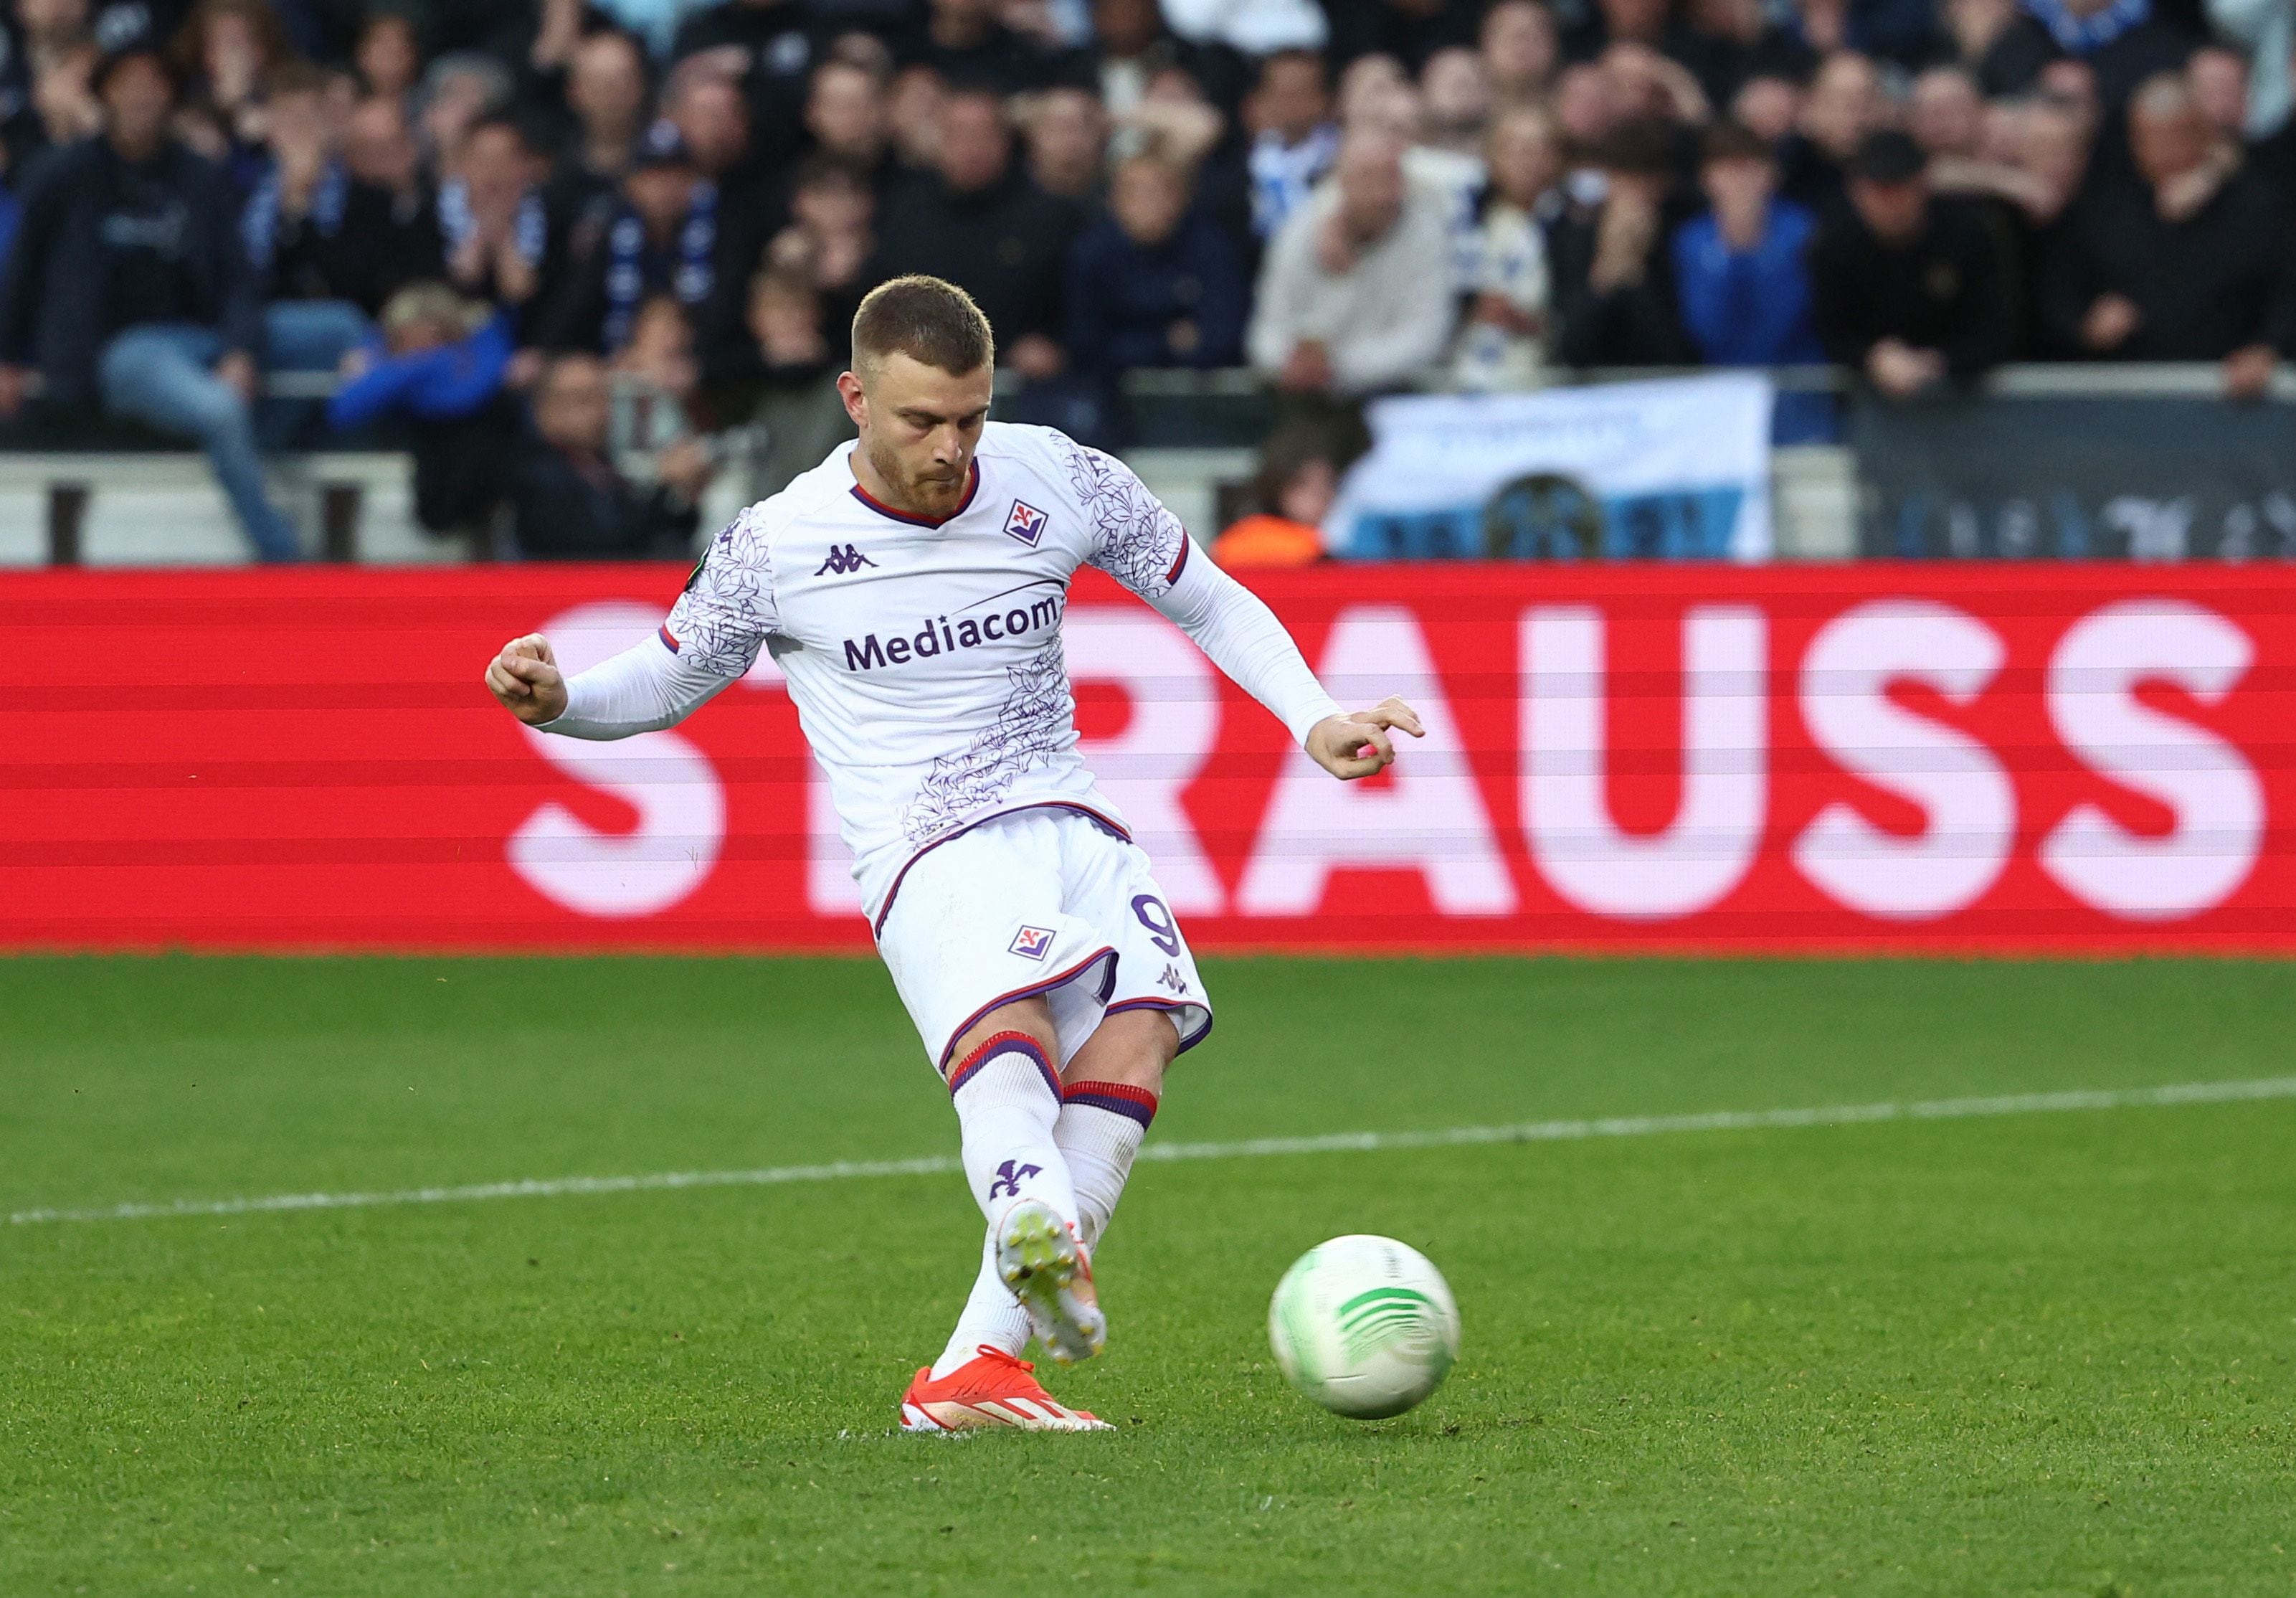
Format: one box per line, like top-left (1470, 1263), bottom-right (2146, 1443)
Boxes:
top-left (1003, 499), bottom-right (1048, 548)
top-left (1008, 924), bottom-right (1056, 960)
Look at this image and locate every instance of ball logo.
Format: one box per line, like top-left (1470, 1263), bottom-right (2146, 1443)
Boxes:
top-left (1004, 499), bottom-right (1048, 547)
top-left (1008, 925), bottom-right (1056, 960)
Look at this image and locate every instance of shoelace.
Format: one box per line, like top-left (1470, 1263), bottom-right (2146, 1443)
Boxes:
top-left (969, 1344), bottom-right (1035, 1375)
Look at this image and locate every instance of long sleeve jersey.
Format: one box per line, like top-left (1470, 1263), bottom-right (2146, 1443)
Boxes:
top-left (541, 420), bottom-right (1344, 929)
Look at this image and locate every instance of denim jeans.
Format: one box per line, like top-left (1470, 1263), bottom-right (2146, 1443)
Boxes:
top-left (260, 299), bottom-right (372, 450)
top-left (97, 323), bottom-right (300, 562)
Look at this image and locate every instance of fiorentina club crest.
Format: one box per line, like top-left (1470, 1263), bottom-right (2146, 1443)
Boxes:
top-left (1008, 925), bottom-right (1056, 960)
top-left (1003, 499), bottom-right (1048, 547)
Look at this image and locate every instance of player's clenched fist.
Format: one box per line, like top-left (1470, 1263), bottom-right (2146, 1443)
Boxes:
top-left (485, 633), bottom-right (569, 726)
top-left (1306, 696), bottom-right (1425, 780)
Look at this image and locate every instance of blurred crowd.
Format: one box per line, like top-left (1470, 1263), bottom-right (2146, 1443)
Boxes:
top-left (0, 0), bottom-right (2288, 559)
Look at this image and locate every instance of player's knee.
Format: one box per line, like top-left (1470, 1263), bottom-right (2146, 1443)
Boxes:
top-left (945, 998), bottom-right (1058, 1086)
top-left (1061, 1007), bottom-right (1177, 1095)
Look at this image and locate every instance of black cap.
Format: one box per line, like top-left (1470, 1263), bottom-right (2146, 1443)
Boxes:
top-left (630, 120), bottom-right (696, 171)
top-left (1849, 129), bottom-right (1927, 185)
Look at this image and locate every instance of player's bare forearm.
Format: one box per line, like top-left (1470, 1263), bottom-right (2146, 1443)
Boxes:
top-left (485, 633), bottom-right (569, 727)
top-left (1306, 696), bottom-right (1425, 780)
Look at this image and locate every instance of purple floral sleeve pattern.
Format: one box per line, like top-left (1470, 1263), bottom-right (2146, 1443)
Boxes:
top-left (663, 504), bottom-right (777, 678)
top-left (1057, 435), bottom-right (1189, 600)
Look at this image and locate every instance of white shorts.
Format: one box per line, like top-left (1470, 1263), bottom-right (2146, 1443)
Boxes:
top-left (875, 805), bottom-right (1213, 1073)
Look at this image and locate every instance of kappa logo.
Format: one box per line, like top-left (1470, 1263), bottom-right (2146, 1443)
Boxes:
top-left (815, 543), bottom-right (878, 577)
top-left (1157, 963), bottom-right (1189, 995)
top-left (1008, 925), bottom-right (1056, 961)
top-left (988, 1159), bottom-right (1043, 1201)
top-left (1003, 499), bottom-right (1048, 548)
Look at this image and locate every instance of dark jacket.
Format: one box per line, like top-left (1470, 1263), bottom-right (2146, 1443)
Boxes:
top-left (1808, 197), bottom-right (2019, 379)
top-left (1549, 200), bottom-right (1700, 369)
top-left (1063, 209), bottom-right (1246, 372)
top-left (2039, 169), bottom-right (2296, 360)
top-left (0, 136), bottom-right (260, 405)
top-left (252, 173), bottom-right (447, 316)
top-left (509, 438), bottom-right (697, 559)
top-left (869, 167), bottom-right (1082, 350)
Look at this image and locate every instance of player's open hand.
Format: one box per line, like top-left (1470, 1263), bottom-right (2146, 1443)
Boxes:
top-left (485, 633), bottom-right (568, 726)
top-left (1306, 697), bottom-right (1425, 780)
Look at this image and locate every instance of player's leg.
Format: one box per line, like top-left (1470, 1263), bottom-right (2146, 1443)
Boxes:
top-left (909, 997), bottom-right (1112, 1427)
top-left (1056, 1007), bottom-right (1180, 1252)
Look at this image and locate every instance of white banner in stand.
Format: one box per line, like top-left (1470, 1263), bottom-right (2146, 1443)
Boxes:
top-left (1325, 373), bottom-right (1775, 562)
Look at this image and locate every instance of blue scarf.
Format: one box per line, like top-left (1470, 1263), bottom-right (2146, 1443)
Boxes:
top-left (2023, 0), bottom-right (2150, 53)
top-left (242, 158), bottom-right (348, 271)
top-left (602, 181), bottom-right (716, 351)
top-left (437, 179), bottom-right (548, 266)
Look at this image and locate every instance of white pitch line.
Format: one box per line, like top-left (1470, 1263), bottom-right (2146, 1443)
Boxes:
top-left (11, 1075), bottom-right (2296, 1229)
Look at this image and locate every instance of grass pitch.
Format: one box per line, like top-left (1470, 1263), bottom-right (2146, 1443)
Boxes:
top-left (3, 955), bottom-right (2292, 1597)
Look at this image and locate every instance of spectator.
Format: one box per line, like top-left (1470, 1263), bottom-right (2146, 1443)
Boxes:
top-left (886, 62), bottom-right (946, 174)
top-left (803, 57), bottom-right (896, 192)
top-left (509, 350), bottom-right (704, 557)
top-left (723, 263), bottom-right (852, 498)
top-left (340, 95), bottom-right (450, 312)
top-left (1980, 0), bottom-right (2196, 109)
top-left (2206, 0), bottom-right (2288, 137)
top-left (1325, 0), bottom-right (1479, 73)
top-left (539, 124), bottom-right (726, 356)
top-left (352, 10), bottom-right (419, 103)
top-left (242, 62), bottom-right (396, 405)
top-left (769, 153), bottom-right (878, 336)
top-left (1212, 421), bottom-right (1341, 568)
top-left (1023, 84), bottom-right (1108, 202)
top-left (1065, 152), bottom-right (1247, 372)
top-left (1676, 0), bottom-right (1813, 113)
top-left (1451, 98), bottom-right (1557, 389)
top-left (1910, 65), bottom-right (1988, 158)
top-left (1671, 120), bottom-right (1831, 439)
top-left (0, 41), bottom-right (295, 559)
top-left (168, 0), bottom-right (290, 181)
top-left (870, 87), bottom-right (1080, 379)
top-left (670, 0), bottom-right (821, 169)
top-left (2187, 42), bottom-right (2249, 138)
top-left (416, 53), bottom-right (512, 179)
top-left (1418, 47), bottom-right (1490, 159)
top-left (1782, 50), bottom-right (1887, 217)
top-left (914, 0), bottom-right (1056, 96)
top-left (326, 281), bottom-right (519, 533)
top-left (1247, 130), bottom-right (1455, 394)
top-left (2041, 72), bottom-right (2291, 397)
top-left (1549, 118), bottom-right (1697, 367)
top-left (441, 114), bottom-right (554, 322)
top-left (544, 29), bottom-right (650, 232)
top-left (1809, 129), bottom-right (2018, 396)
top-left (1245, 48), bottom-right (1337, 240)
top-left (607, 295), bottom-right (713, 501)
top-left (1730, 70), bottom-right (1802, 146)
top-left (1479, 0), bottom-right (1560, 101)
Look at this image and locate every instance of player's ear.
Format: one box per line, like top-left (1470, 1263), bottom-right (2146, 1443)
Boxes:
top-left (836, 369), bottom-right (868, 429)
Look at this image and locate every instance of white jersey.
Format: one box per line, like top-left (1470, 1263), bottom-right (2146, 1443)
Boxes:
top-left (545, 421), bottom-right (1342, 930)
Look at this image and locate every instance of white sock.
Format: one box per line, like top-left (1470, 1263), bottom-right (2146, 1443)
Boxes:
top-left (1054, 1081), bottom-right (1157, 1251)
top-left (929, 1031), bottom-right (1076, 1379)
top-left (947, 1031), bottom-right (1077, 1226)
top-left (930, 1230), bottom-right (1034, 1379)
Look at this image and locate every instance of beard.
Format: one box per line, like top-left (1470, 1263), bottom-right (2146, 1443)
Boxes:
top-left (867, 433), bottom-right (969, 513)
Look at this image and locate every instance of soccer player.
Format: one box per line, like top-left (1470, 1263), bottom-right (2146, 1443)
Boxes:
top-left (484, 275), bottom-right (1422, 1432)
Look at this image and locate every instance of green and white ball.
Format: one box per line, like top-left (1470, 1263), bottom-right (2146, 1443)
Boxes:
top-left (1268, 1235), bottom-right (1461, 1419)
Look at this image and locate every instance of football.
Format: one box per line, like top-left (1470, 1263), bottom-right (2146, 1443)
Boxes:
top-left (1268, 1234), bottom-right (1462, 1419)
